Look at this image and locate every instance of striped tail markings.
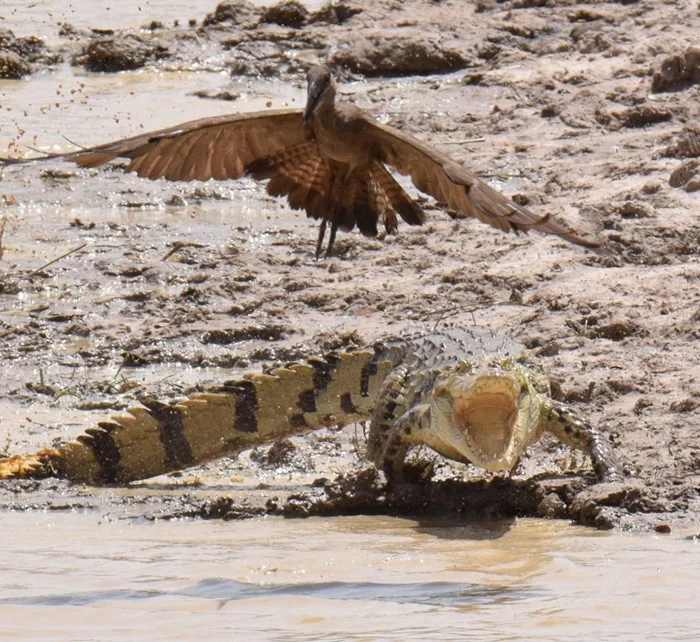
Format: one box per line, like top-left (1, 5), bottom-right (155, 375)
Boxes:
top-left (0, 347), bottom-right (398, 485)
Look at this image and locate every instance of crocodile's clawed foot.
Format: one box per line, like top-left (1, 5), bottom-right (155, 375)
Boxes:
top-left (384, 459), bottom-right (435, 488)
top-left (401, 459), bottom-right (435, 485)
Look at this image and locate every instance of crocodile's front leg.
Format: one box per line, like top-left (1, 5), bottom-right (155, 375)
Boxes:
top-left (378, 403), bottom-right (433, 483)
top-left (541, 401), bottom-right (623, 482)
top-left (367, 363), bottom-right (419, 483)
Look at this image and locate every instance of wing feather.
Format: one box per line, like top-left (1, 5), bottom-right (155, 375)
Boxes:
top-left (359, 115), bottom-right (599, 247)
top-left (5, 109), bottom-right (311, 183)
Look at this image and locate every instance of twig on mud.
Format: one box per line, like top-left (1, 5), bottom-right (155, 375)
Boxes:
top-left (30, 242), bottom-right (87, 276)
top-left (0, 434), bottom-right (13, 458)
top-left (507, 82), bottom-right (523, 101)
top-left (478, 171), bottom-right (524, 179)
top-left (440, 137), bottom-right (485, 145)
top-left (161, 240), bottom-right (207, 262)
top-left (427, 304), bottom-right (481, 330)
top-left (0, 217), bottom-right (6, 261)
top-left (352, 422), bottom-right (369, 461)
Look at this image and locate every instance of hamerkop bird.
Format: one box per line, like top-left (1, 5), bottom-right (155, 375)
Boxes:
top-left (1, 65), bottom-right (598, 256)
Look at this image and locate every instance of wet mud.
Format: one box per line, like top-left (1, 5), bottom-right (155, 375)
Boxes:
top-left (0, 0), bottom-right (699, 533)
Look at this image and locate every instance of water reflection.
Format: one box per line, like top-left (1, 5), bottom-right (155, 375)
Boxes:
top-left (0, 577), bottom-right (535, 609)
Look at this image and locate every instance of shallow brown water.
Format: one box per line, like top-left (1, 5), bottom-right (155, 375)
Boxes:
top-left (1, 512), bottom-right (698, 641)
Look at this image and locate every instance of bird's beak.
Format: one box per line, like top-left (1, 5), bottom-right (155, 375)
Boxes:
top-left (303, 80), bottom-right (323, 122)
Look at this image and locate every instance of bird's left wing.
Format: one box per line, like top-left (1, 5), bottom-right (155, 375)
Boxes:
top-left (358, 114), bottom-right (600, 248)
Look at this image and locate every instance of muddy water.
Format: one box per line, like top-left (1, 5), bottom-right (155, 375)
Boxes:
top-left (0, 512), bottom-right (698, 641)
top-left (1, 1), bottom-right (213, 42)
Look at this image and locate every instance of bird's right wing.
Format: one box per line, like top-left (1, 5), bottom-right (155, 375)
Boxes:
top-left (359, 114), bottom-right (600, 248)
top-left (1, 109), bottom-right (312, 182)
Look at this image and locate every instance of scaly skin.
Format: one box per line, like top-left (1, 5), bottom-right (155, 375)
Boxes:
top-left (0, 328), bottom-right (622, 485)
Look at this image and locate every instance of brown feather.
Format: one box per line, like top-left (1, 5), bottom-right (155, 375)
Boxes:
top-left (370, 161), bottom-right (426, 228)
top-left (50, 110), bottom-right (310, 183)
top-left (0, 65), bottom-right (600, 252)
top-left (361, 115), bottom-right (598, 247)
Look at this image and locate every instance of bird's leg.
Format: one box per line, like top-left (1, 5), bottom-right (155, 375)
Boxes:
top-left (325, 221), bottom-right (339, 257)
top-left (317, 204), bottom-right (339, 258)
top-left (315, 218), bottom-right (328, 259)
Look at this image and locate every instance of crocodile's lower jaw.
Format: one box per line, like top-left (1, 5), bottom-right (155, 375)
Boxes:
top-left (451, 375), bottom-right (522, 470)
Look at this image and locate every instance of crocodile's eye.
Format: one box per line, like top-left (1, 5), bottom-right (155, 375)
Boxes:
top-left (456, 359), bottom-right (472, 373)
top-left (433, 395), bottom-right (452, 415)
top-left (499, 358), bottom-right (514, 371)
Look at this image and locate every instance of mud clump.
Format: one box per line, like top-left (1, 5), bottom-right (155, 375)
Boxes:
top-left (199, 497), bottom-right (265, 521)
top-left (268, 467), bottom-right (385, 518)
top-left (331, 38), bottom-right (468, 76)
top-left (78, 33), bottom-right (170, 72)
top-left (308, 1), bottom-right (362, 25)
top-left (0, 28), bottom-right (59, 77)
top-left (569, 481), bottom-right (653, 530)
top-left (202, 0), bottom-right (259, 27)
top-left (651, 46), bottom-right (700, 92)
top-left (0, 50), bottom-right (31, 79)
top-left (569, 23), bottom-right (613, 54)
top-left (537, 492), bottom-right (569, 519)
top-left (250, 438), bottom-right (306, 469)
top-left (201, 324), bottom-right (287, 345)
top-left (0, 29), bottom-right (49, 60)
top-left (568, 318), bottom-right (645, 341)
top-left (612, 201), bottom-right (655, 219)
top-left (260, 1), bottom-right (308, 28)
top-left (663, 126), bottom-right (700, 159)
top-left (669, 397), bottom-right (700, 413)
top-left (669, 159), bottom-right (700, 191)
top-left (613, 104), bottom-right (673, 129)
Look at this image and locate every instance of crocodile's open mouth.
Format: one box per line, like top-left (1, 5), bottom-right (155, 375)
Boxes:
top-left (450, 374), bottom-right (524, 470)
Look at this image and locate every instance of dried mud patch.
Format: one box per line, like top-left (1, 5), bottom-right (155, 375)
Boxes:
top-left (331, 38), bottom-right (468, 76)
top-left (77, 33), bottom-right (170, 72)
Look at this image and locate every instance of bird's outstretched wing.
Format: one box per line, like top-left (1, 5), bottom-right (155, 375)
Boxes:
top-left (0, 100), bottom-right (600, 251)
top-left (358, 114), bottom-right (599, 248)
top-left (1, 109), bottom-right (312, 182)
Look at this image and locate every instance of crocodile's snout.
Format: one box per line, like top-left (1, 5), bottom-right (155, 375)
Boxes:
top-left (450, 374), bottom-right (525, 470)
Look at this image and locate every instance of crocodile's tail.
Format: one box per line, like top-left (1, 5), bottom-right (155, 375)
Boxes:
top-left (0, 348), bottom-right (394, 485)
top-left (0, 450), bottom-right (63, 480)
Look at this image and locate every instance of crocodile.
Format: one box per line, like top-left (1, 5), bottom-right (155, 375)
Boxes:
top-left (0, 328), bottom-right (621, 485)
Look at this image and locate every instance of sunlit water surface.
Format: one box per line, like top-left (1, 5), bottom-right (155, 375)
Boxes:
top-left (1, 513), bottom-right (699, 641)
top-left (0, 0), bottom-right (327, 43)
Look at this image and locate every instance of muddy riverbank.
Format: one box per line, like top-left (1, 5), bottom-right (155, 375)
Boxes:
top-left (0, 0), bottom-right (699, 534)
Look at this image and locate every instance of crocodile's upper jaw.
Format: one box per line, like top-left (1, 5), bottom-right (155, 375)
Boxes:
top-left (432, 371), bottom-right (534, 472)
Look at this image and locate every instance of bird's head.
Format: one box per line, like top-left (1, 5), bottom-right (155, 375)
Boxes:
top-left (303, 65), bottom-right (336, 122)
